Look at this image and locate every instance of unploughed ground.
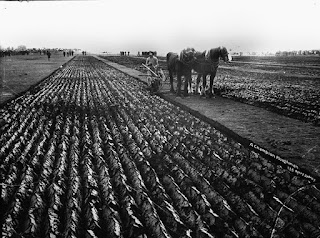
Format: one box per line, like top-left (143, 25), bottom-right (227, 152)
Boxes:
top-left (0, 53), bottom-right (72, 104)
top-left (95, 56), bottom-right (320, 178)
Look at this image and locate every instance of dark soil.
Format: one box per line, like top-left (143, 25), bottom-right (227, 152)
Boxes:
top-left (96, 55), bottom-right (320, 178)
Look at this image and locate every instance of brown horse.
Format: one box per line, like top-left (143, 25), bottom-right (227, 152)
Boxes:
top-left (193, 47), bottom-right (231, 97)
top-left (166, 48), bottom-right (196, 96)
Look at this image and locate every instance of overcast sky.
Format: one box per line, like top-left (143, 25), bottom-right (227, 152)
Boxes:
top-left (0, 0), bottom-right (319, 55)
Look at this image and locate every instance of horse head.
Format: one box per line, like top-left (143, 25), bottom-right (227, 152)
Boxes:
top-left (219, 46), bottom-right (232, 62)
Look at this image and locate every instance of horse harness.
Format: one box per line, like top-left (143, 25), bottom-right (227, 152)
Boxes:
top-left (178, 49), bottom-right (195, 67)
top-left (195, 49), bottom-right (219, 72)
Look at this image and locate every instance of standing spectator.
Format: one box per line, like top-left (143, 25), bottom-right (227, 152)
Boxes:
top-left (71, 51), bottom-right (74, 56)
top-left (128, 51), bottom-right (130, 56)
top-left (63, 51), bottom-right (66, 57)
top-left (47, 51), bottom-right (51, 61)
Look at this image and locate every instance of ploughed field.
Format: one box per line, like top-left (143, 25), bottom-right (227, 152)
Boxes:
top-left (1, 56), bottom-right (320, 238)
top-left (231, 56), bottom-right (320, 67)
top-left (102, 56), bottom-right (320, 126)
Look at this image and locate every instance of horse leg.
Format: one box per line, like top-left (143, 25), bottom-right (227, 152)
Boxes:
top-left (201, 74), bottom-right (207, 97)
top-left (195, 74), bottom-right (201, 95)
top-left (176, 73), bottom-right (182, 96)
top-left (169, 70), bottom-right (175, 93)
top-left (189, 72), bottom-right (194, 94)
top-left (183, 72), bottom-right (191, 97)
top-left (208, 71), bottom-right (217, 98)
top-left (188, 76), bottom-right (192, 94)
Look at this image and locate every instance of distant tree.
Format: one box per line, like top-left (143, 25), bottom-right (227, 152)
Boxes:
top-left (16, 45), bottom-right (27, 51)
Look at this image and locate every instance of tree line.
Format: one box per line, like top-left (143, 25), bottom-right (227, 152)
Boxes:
top-left (0, 45), bottom-right (79, 57)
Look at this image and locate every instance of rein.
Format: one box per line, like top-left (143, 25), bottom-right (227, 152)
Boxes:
top-left (194, 58), bottom-right (219, 66)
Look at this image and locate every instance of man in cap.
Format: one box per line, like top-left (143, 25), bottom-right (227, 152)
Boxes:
top-left (146, 51), bottom-right (159, 73)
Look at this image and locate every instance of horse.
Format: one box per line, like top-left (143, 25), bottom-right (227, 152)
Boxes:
top-left (166, 48), bottom-right (196, 96)
top-left (192, 46), bottom-right (231, 97)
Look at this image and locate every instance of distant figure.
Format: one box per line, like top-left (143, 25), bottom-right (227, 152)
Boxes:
top-left (71, 51), bottom-right (74, 56)
top-left (63, 51), bottom-right (66, 57)
top-left (138, 51), bottom-right (140, 56)
top-left (128, 51), bottom-right (130, 56)
top-left (47, 51), bottom-right (51, 61)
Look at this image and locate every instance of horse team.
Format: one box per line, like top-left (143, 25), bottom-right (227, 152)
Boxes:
top-left (166, 46), bottom-right (231, 97)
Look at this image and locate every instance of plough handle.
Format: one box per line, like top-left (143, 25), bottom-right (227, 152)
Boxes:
top-left (142, 63), bottom-right (158, 77)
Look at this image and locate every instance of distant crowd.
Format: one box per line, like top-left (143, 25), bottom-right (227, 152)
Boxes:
top-left (63, 50), bottom-right (74, 57)
top-left (120, 51), bottom-right (130, 56)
